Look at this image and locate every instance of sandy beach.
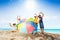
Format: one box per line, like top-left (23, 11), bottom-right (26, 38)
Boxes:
top-left (0, 30), bottom-right (60, 40)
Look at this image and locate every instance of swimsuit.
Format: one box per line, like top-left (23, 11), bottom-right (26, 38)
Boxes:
top-left (38, 15), bottom-right (44, 28)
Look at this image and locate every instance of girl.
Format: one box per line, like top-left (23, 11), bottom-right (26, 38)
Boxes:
top-left (38, 12), bottom-right (44, 34)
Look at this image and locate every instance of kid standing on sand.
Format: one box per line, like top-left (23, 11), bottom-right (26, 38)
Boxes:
top-left (38, 12), bottom-right (44, 34)
top-left (32, 14), bottom-right (38, 34)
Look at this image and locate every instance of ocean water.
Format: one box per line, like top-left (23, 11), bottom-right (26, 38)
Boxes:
top-left (0, 28), bottom-right (60, 34)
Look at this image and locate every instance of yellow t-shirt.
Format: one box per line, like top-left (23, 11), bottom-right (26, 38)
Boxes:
top-left (34, 17), bottom-right (38, 23)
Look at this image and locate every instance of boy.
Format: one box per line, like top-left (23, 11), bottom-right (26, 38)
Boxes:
top-left (32, 14), bottom-right (38, 34)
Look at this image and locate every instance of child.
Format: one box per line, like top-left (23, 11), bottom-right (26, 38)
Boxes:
top-left (9, 16), bottom-right (21, 30)
top-left (32, 14), bottom-right (38, 34)
top-left (38, 12), bottom-right (44, 34)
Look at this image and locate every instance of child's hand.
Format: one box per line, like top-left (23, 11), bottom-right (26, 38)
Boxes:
top-left (34, 13), bottom-right (37, 16)
top-left (17, 16), bottom-right (21, 20)
top-left (39, 12), bottom-right (44, 18)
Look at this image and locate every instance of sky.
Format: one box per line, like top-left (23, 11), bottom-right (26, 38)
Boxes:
top-left (0, 0), bottom-right (60, 29)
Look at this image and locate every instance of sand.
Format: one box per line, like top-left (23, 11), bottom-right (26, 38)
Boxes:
top-left (0, 30), bottom-right (60, 40)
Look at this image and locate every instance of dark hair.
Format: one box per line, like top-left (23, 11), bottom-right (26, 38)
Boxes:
top-left (13, 23), bottom-right (16, 26)
top-left (34, 16), bottom-right (36, 18)
top-left (38, 15), bottom-right (41, 17)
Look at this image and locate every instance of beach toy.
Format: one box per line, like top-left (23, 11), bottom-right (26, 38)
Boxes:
top-left (20, 20), bottom-right (23, 23)
top-left (20, 22), bottom-right (34, 34)
top-left (20, 18), bottom-right (26, 23)
top-left (26, 23), bottom-right (35, 34)
top-left (17, 23), bottom-right (24, 30)
top-left (27, 18), bottom-right (34, 22)
top-left (29, 21), bottom-right (35, 27)
top-left (16, 22), bottom-right (34, 34)
top-left (16, 24), bottom-right (19, 28)
top-left (22, 18), bottom-right (26, 22)
top-left (19, 22), bottom-right (27, 33)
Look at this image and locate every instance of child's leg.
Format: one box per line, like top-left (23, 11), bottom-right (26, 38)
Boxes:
top-left (40, 22), bottom-right (44, 34)
top-left (34, 23), bottom-right (38, 34)
top-left (41, 28), bottom-right (44, 34)
top-left (36, 24), bottom-right (38, 33)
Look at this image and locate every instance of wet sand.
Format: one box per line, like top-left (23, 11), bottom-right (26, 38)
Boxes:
top-left (0, 30), bottom-right (60, 40)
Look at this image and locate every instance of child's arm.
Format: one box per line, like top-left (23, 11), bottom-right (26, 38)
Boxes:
top-left (17, 16), bottom-right (18, 19)
top-left (17, 16), bottom-right (21, 20)
top-left (40, 12), bottom-right (44, 18)
top-left (34, 13), bottom-right (38, 18)
top-left (42, 13), bottom-right (44, 18)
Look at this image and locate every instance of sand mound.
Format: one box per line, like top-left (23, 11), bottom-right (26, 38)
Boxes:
top-left (0, 30), bottom-right (60, 40)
